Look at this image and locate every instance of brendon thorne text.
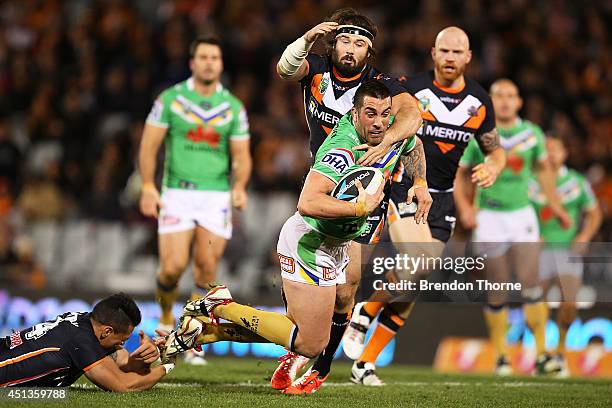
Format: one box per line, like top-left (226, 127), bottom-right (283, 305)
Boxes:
top-left (373, 279), bottom-right (522, 292)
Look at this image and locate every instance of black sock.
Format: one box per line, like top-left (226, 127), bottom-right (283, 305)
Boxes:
top-left (312, 312), bottom-right (349, 377)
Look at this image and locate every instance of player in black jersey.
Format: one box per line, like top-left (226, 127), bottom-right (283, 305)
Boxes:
top-left (273, 8), bottom-right (428, 393)
top-left (0, 293), bottom-right (173, 391)
top-left (344, 27), bottom-right (507, 385)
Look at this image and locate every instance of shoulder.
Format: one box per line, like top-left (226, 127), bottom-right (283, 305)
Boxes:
top-left (398, 71), bottom-right (431, 92)
top-left (464, 76), bottom-right (491, 102)
top-left (523, 120), bottom-right (545, 136)
top-left (158, 82), bottom-right (184, 101)
top-left (222, 89), bottom-right (246, 111)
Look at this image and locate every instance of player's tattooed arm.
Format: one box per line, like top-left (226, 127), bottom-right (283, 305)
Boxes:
top-left (475, 128), bottom-right (501, 154)
top-left (472, 129), bottom-right (506, 188)
top-left (401, 137), bottom-right (432, 224)
top-left (402, 137), bottom-right (426, 182)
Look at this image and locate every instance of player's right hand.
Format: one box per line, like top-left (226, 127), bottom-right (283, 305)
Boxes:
top-left (355, 179), bottom-right (385, 216)
top-left (460, 205), bottom-right (477, 230)
top-left (139, 184), bottom-right (161, 218)
top-left (471, 162), bottom-right (501, 188)
top-left (303, 22), bottom-right (339, 44)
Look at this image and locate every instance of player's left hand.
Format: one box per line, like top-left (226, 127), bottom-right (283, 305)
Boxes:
top-left (354, 139), bottom-right (392, 166)
top-left (129, 330), bottom-right (160, 365)
top-left (232, 187), bottom-right (248, 210)
top-left (407, 185), bottom-right (432, 224)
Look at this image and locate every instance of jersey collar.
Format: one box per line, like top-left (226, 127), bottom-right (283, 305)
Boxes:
top-left (332, 66), bottom-right (365, 82)
top-left (559, 165), bottom-right (568, 177)
top-left (187, 77), bottom-right (223, 94)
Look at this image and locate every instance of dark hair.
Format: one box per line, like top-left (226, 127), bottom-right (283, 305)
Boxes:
top-left (545, 131), bottom-right (568, 148)
top-left (325, 8), bottom-right (378, 57)
top-left (91, 293), bottom-right (141, 333)
top-left (353, 80), bottom-right (390, 109)
top-left (189, 35), bottom-right (222, 58)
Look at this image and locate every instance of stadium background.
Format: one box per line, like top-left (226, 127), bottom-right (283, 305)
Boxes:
top-left (0, 0), bottom-right (610, 372)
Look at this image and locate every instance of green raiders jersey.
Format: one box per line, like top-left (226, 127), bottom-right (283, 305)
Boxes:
top-left (146, 78), bottom-right (249, 191)
top-left (529, 166), bottom-right (597, 246)
top-left (303, 113), bottom-right (416, 240)
top-left (459, 118), bottom-right (546, 211)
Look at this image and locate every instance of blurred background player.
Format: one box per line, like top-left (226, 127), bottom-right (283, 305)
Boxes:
top-left (138, 36), bottom-right (252, 365)
top-left (274, 8), bottom-right (424, 391)
top-left (344, 26), bottom-right (506, 385)
top-left (530, 135), bottom-right (602, 376)
top-left (0, 293), bottom-right (174, 391)
top-left (455, 78), bottom-right (570, 375)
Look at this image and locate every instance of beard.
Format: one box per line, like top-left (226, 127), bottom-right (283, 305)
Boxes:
top-left (332, 52), bottom-right (367, 78)
top-left (435, 62), bottom-right (466, 82)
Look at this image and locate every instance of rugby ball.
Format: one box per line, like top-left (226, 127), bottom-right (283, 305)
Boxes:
top-left (331, 167), bottom-right (385, 203)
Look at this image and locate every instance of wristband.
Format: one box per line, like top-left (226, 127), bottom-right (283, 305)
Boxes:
top-left (162, 363), bottom-right (175, 374)
top-left (278, 36), bottom-right (313, 77)
top-left (354, 200), bottom-right (367, 217)
top-left (413, 178), bottom-right (428, 189)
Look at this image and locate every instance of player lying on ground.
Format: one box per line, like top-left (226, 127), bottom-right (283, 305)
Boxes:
top-left (342, 26), bottom-right (506, 385)
top-left (274, 8), bottom-right (427, 391)
top-left (0, 293), bottom-right (175, 391)
top-left (530, 135), bottom-right (602, 376)
top-left (455, 79), bottom-right (571, 375)
top-left (161, 80), bottom-right (430, 395)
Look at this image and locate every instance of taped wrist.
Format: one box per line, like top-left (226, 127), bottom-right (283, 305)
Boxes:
top-left (278, 36), bottom-right (313, 77)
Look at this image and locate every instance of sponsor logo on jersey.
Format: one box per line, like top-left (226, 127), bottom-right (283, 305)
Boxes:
top-left (422, 123), bottom-right (474, 143)
top-left (322, 267), bottom-right (337, 281)
top-left (187, 126), bottom-right (221, 147)
top-left (278, 254), bottom-right (295, 274)
top-left (321, 148), bottom-right (355, 174)
top-left (308, 98), bottom-right (341, 128)
top-left (440, 96), bottom-right (462, 104)
top-left (9, 331), bottom-right (22, 349)
top-left (161, 215), bottom-right (181, 225)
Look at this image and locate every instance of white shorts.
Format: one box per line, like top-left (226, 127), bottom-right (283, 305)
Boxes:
top-left (277, 213), bottom-right (349, 287)
top-left (539, 248), bottom-right (584, 280)
top-left (473, 206), bottom-right (539, 257)
top-left (158, 188), bottom-right (232, 238)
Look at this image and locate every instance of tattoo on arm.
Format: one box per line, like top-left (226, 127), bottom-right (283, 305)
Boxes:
top-left (402, 137), bottom-right (426, 181)
top-left (110, 351), bottom-right (118, 362)
top-left (476, 128), bottom-right (501, 154)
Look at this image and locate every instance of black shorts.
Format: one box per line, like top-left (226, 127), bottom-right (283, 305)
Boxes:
top-left (388, 179), bottom-right (456, 243)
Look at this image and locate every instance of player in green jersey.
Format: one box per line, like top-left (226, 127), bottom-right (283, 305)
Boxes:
top-left (159, 81), bottom-right (431, 393)
top-left (455, 79), bottom-right (570, 375)
top-left (138, 36), bottom-right (252, 364)
top-left (529, 135), bottom-right (602, 376)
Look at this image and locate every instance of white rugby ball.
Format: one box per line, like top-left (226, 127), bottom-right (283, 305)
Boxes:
top-left (331, 167), bottom-right (385, 203)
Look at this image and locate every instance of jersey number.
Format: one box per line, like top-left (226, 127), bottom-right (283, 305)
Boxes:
top-left (25, 313), bottom-right (80, 341)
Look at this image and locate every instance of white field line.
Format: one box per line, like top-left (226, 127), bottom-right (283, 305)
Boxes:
top-left (72, 380), bottom-right (587, 390)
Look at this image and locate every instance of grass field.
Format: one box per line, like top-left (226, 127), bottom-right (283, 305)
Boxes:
top-left (7, 357), bottom-right (612, 407)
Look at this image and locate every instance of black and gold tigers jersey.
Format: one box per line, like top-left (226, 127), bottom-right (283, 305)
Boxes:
top-left (400, 70), bottom-right (496, 191)
top-left (0, 312), bottom-right (110, 387)
top-left (301, 54), bottom-right (406, 157)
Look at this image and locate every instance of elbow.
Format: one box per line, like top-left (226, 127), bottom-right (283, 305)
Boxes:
top-left (276, 63), bottom-right (291, 80)
top-left (297, 200), bottom-right (311, 217)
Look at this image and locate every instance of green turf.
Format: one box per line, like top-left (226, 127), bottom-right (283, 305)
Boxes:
top-left (4, 357), bottom-right (612, 407)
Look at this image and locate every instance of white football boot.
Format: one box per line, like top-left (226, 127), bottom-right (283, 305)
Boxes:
top-left (183, 285), bottom-right (233, 324)
top-left (342, 302), bottom-right (373, 360)
top-left (350, 361), bottom-right (385, 386)
top-left (161, 316), bottom-right (204, 363)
